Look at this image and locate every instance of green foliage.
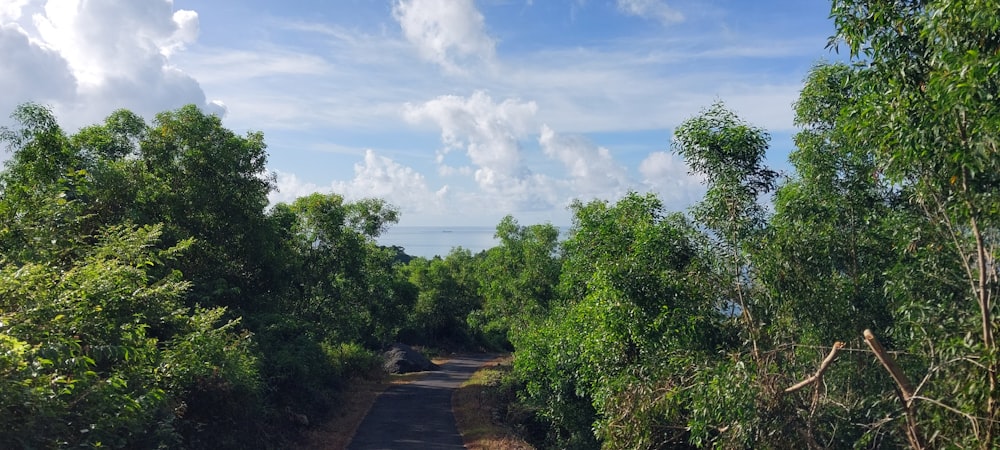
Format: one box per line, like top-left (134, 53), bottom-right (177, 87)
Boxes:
top-left (0, 221), bottom-right (261, 449)
top-left (0, 104), bottom-right (81, 198)
top-left (672, 103), bottom-right (776, 367)
top-left (830, 0), bottom-right (1000, 446)
top-left (401, 248), bottom-right (482, 348)
top-left (749, 62), bottom-right (910, 447)
top-left (0, 103), bottom-right (408, 448)
top-left (275, 193), bottom-right (412, 348)
top-left (672, 102), bottom-right (776, 244)
top-left (474, 216), bottom-right (560, 346)
top-left (136, 105), bottom-right (275, 309)
top-left (513, 193), bottom-right (733, 449)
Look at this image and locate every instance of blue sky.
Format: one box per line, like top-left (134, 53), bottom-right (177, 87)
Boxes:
top-left (1, 0), bottom-right (842, 226)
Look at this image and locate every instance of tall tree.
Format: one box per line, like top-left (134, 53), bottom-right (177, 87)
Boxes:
top-left (279, 193), bottom-right (409, 347)
top-left (831, 1), bottom-right (1000, 447)
top-left (672, 102), bottom-right (777, 358)
top-left (402, 248), bottom-right (481, 346)
top-left (138, 105), bottom-right (275, 309)
top-left (756, 62), bottom-right (907, 447)
top-left (474, 215), bottom-right (560, 344)
top-left (514, 193), bottom-right (730, 449)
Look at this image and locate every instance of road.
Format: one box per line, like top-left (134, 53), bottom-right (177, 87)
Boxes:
top-left (346, 355), bottom-right (494, 450)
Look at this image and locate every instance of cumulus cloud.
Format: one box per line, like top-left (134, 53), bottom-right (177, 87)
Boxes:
top-left (269, 171), bottom-right (323, 205)
top-left (0, 0), bottom-right (31, 22)
top-left (0, 23), bottom-right (76, 116)
top-left (272, 151), bottom-right (447, 217)
top-left (538, 124), bottom-right (630, 198)
top-left (404, 90), bottom-right (537, 190)
top-left (403, 91), bottom-right (564, 212)
top-left (392, 0), bottom-right (495, 73)
top-left (332, 149), bottom-right (444, 208)
top-left (0, 0), bottom-right (220, 129)
top-left (616, 0), bottom-right (683, 24)
top-left (639, 151), bottom-right (704, 207)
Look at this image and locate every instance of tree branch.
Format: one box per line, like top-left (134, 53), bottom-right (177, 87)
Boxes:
top-left (864, 329), bottom-right (925, 450)
top-left (785, 342), bottom-right (844, 393)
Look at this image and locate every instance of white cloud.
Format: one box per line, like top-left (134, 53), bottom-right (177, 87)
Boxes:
top-left (178, 49), bottom-right (332, 84)
top-left (173, 14), bottom-right (811, 138)
top-left (404, 90), bottom-right (536, 189)
top-left (538, 124), bottom-right (630, 197)
top-left (392, 0), bottom-right (495, 73)
top-left (639, 150), bottom-right (704, 207)
top-left (403, 91), bottom-right (566, 213)
top-left (271, 151), bottom-right (447, 217)
top-left (0, 0), bottom-right (219, 130)
top-left (616, 0), bottom-right (683, 24)
top-left (34, 0), bottom-right (192, 86)
top-left (332, 149), bottom-right (443, 208)
top-left (269, 171), bottom-right (323, 205)
top-left (0, 22), bottom-right (76, 117)
top-left (0, 0), bottom-right (31, 22)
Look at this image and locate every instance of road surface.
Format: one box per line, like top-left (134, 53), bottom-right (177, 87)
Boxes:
top-left (346, 355), bottom-right (494, 450)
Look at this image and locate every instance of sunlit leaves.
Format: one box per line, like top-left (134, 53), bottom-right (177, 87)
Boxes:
top-left (476, 215), bottom-right (560, 342)
top-left (513, 193), bottom-right (729, 449)
top-left (0, 220), bottom-right (258, 448)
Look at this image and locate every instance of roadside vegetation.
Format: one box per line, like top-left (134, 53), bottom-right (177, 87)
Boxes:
top-left (1, 1), bottom-right (998, 448)
top-left (453, 355), bottom-right (534, 450)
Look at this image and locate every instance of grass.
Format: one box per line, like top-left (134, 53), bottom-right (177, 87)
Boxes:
top-left (453, 355), bottom-right (535, 450)
top-left (297, 356), bottom-right (450, 449)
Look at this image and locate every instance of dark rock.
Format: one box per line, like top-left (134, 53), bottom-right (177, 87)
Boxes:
top-left (383, 343), bottom-right (439, 374)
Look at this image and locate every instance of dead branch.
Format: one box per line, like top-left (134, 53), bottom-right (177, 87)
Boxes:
top-left (785, 342), bottom-right (844, 393)
top-left (864, 329), bottom-right (925, 450)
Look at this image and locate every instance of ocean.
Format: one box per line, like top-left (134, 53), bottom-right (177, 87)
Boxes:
top-left (376, 226), bottom-right (499, 259)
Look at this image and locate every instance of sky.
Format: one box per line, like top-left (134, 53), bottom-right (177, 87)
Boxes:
top-left (0, 0), bottom-right (842, 227)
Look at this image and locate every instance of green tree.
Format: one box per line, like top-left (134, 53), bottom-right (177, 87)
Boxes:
top-left (0, 219), bottom-right (261, 448)
top-left (514, 193), bottom-right (730, 449)
top-left (474, 216), bottom-right (560, 346)
top-left (832, 1), bottom-right (1000, 446)
top-left (279, 192), bottom-right (409, 347)
top-left (0, 104), bottom-right (93, 265)
top-left (672, 102), bottom-right (777, 358)
top-left (754, 62), bottom-right (910, 447)
top-left (402, 248), bottom-right (481, 347)
top-left (137, 105), bottom-right (275, 309)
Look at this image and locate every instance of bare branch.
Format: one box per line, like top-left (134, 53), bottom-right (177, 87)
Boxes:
top-left (864, 329), bottom-right (925, 450)
top-left (785, 342), bottom-right (844, 393)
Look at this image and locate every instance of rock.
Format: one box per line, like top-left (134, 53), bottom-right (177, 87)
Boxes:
top-left (383, 343), bottom-right (439, 374)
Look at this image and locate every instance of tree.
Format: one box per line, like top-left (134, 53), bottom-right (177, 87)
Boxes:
top-left (832, 1), bottom-right (1000, 446)
top-left (0, 220), bottom-right (261, 448)
top-left (514, 193), bottom-right (731, 449)
top-left (402, 248), bottom-right (481, 347)
top-left (672, 101), bottom-right (777, 358)
top-left (756, 62), bottom-right (908, 447)
top-left (474, 215), bottom-right (560, 345)
top-left (137, 105), bottom-right (275, 309)
top-left (278, 193), bottom-right (409, 347)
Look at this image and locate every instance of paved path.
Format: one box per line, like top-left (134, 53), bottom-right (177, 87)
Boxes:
top-left (346, 355), bottom-right (495, 450)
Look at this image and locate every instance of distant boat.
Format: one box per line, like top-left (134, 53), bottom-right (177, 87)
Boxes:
top-left (441, 230), bottom-right (453, 233)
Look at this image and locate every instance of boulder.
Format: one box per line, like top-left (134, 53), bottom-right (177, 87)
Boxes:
top-left (382, 343), bottom-right (439, 374)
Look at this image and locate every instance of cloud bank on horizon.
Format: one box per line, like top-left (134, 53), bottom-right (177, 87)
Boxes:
top-left (0, 0), bottom-right (837, 227)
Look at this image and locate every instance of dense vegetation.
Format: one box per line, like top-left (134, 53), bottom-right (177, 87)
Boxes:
top-left (0, 0), bottom-right (997, 448)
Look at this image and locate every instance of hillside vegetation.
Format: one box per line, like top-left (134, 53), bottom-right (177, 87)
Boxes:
top-left (1, 1), bottom-right (999, 448)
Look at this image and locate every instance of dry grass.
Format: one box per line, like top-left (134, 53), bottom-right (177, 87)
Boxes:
top-left (298, 357), bottom-right (450, 449)
top-left (453, 355), bottom-right (535, 450)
